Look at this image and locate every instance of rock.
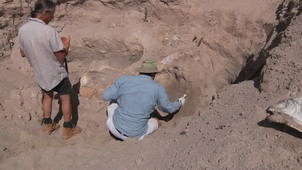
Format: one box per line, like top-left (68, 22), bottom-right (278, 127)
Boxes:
top-left (180, 131), bottom-right (186, 135)
top-left (95, 89), bottom-right (104, 99)
top-left (0, 103), bottom-right (4, 111)
top-left (79, 87), bottom-right (96, 99)
top-left (27, 113), bottom-right (32, 121)
top-left (69, 141), bottom-right (76, 145)
top-left (135, 158), bottom-right (143, 165)
top-left (218, 158), bottom-right (225, 163)
top-left (19, 111), bottom-right (31, 121)
top-left (88, 60), bottom-right (110, 72)
top-left (80, 74), bottom-right (92, 87)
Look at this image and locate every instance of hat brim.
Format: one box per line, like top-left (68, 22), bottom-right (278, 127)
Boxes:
top-left (135, 67), bottom-right (159, 73)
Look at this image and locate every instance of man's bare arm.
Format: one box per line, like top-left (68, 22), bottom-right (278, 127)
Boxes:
top-left (55, 36), bottom-right (70, 62)
top-left (54, 49), bottom-right (68, 62)
top-left (55, 36), bottom-right (71, 62)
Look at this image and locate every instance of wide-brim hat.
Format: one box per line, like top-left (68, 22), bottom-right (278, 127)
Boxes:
top-left (135, 59), bottom-right (159, 73)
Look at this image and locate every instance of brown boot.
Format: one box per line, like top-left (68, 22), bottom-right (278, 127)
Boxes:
top-left (44, 123), bottom-right (60, 135)
top-left (62, 125), bottom-right (82, 140)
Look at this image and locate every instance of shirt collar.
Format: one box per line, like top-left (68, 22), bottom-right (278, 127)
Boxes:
top-left (138, 74), bottom-right (152, 79)
top-left (28, 18), bottom-right (46, 25)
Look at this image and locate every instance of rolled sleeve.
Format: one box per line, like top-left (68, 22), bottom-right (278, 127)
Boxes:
top-left (157, 86), bottom-right (181, 114)
top-left (47, 28), bottom-right (64, 52)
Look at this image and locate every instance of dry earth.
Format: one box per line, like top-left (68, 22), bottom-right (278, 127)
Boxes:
top-left (0, 0), bottom-right (302, 169)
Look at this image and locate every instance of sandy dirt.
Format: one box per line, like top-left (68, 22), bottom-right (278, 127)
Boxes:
top-left (1, 0), bottom-right (302, 169)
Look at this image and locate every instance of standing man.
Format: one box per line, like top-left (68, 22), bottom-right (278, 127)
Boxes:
top-left (103, 59), bottom-right (186, 141)
top-left (18, 0), bottom-right (81, 140)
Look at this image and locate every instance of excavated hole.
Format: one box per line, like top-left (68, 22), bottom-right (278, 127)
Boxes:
top-left (151, 70), bottom-right (203, 121)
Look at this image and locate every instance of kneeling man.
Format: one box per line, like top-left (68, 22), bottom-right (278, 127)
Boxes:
top-left (102, 60), bottom-right (185, 141)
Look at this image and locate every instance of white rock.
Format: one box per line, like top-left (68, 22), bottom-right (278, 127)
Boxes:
top-left (80, 74), bottom-right (92, 87)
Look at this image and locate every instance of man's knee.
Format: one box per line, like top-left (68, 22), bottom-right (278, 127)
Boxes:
top-left (43, 91), bottom-right (54, 100)
top-left (146, 118), bottom-right (160, 135)
top-left (107, 103), bottom-right (118, 118)
top-left (59, 93), bottom-right (71, 104)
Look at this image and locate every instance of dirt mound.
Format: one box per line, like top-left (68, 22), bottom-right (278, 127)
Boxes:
top-left (260, 1), bottom-right (302, 96)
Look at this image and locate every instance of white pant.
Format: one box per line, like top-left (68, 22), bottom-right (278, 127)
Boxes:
top-left (106, 103), bottom-right (159, 141)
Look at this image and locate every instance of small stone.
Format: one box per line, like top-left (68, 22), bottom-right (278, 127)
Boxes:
top-left (239, 113), bottom-right (243, 116)
top-left (3, 147), bottom-right (7, 151)
top-left (266, 134), bottom-right (269, 138)
top-left (135, 158), bottom-right (143, 165)
top-left (79, 87), bottom-right (96, 99)
top-left (218, 158), bottom-right (225, 163)
top-left (69, 141), bottom-right (76, 145)
top-left (174, 139), bottom-right (178, 142)
top-left (0, 103), bottom-right (4, 111)
top-left (297, 157), bottom-right (301, 163)
top-left (27, 113), bottom-right (32, 121)
top-left (19, 111), bottom-right (31, 121)
top-left (180, 131), bottom-right (186, 135)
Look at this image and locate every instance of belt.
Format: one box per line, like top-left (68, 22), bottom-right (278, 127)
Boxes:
top-left (116, 128), bottom-right (129, 137)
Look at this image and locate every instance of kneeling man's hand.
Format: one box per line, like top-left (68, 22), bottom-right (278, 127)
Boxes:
top-left (176, 94), bottom-right (187, 106)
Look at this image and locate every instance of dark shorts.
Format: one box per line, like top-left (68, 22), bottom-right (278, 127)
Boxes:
top-left (41, 77), bottom-right (72, 95)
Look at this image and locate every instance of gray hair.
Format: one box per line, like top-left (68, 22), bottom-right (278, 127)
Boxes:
top-left (30, 0), bottom-right (56, 18)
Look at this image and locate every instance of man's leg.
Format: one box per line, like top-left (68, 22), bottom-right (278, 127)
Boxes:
top-left (43, 91), bottom-right (60, 135)
top-left (107, 117), bottom-right (128, 141)
top-left (43, 91), bottom-right (53, 119)
top-left (60, 93), bottom-right (72, 122)
top-left (52, 77), bottom-right (81, 140)
top-left (138, 118), bottom-right (161, 141)
top-left (107, 102), bottom-right (118, 118)
top-left (60, 93), bottom-right (82, 140)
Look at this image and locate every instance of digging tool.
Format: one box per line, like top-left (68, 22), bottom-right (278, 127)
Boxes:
top-left (176, 94), bottom-right (187, 106)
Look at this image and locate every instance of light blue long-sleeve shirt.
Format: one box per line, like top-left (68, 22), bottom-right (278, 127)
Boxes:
top-left (103, 74), bottom-right (181, 137)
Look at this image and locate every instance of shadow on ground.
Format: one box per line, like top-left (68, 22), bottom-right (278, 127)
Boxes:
top-left (53, 81), bottom-right (80, 125)
top-left (258, 119), bottom-right (302, 139)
